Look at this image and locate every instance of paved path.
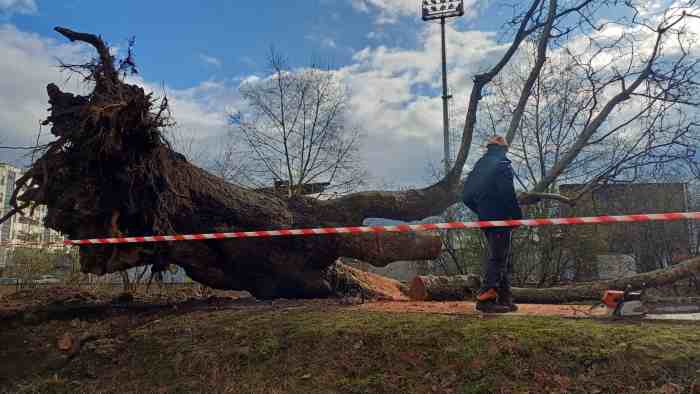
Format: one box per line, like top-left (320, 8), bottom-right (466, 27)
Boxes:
top-left (646, 313), bottom-right (700, 321)
top-left (355, 301), bottom-right (602, 317)
top-left (356, 301), bottom-right (700, 321)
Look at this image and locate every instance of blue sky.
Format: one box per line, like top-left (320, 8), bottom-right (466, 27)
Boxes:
top-left (1, 0), bottom-right (508, 186)
top-left (7, 0), bottom-right (461, 88)
top-left (9, 1), bottom-right (380, 88)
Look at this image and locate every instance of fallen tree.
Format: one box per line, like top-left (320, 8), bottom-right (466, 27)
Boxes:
top-left (3, 3), bottom-right (698, 299)
top-left (408, 257), bottom-right (700, 303)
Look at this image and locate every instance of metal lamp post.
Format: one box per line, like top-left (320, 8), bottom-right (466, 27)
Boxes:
top-left (421, 0), bottom-right (464, 174)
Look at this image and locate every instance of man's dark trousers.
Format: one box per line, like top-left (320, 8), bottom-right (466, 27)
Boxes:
top-left (482, 230), bottom-right (513, 292)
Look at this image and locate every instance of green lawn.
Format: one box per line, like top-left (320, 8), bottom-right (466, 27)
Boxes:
top-left (1, 304), bottom-right (699, 393)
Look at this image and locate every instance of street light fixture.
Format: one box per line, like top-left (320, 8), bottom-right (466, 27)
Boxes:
top-left (421, 0), bottom-right (464, 21)
top-left (421, 0), bottom-right (464, 174)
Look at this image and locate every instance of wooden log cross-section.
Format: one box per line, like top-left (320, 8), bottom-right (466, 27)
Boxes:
top-left (408, 257), bottom-right (700, 304)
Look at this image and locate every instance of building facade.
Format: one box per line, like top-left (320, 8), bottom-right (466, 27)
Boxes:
top-left (0, 162), bottom-right (64, 268)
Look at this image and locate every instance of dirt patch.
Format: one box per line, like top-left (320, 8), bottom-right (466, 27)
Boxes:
top-left (355, 300), bottom-right (606, 317)
top-left (0, 286), bottom-right (609, 322)
top-left (0, 285), bottom-right (248, 307)
top-left (0, 285), bottom-right (254, 327)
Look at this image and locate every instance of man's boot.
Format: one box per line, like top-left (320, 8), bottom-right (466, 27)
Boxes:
top-left (476, 288), bottom-right (510, 313)
top-left (497, 287), bottom-right (518, 312)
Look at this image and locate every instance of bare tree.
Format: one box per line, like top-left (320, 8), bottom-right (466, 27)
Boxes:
top-left (229, 50), bottom-right (366, 197)
top-left (165, 127), bottom-right (209, 166)
top-left (439, 1), bottom-right (700, 286)
top-left (475, 1), bottom-right (700, 206)
top-left (165, 128), bottom-right (247, 184)
top-left (206, 135), bottom-right (249, 183)
top-left (473, 12), bottom-right (700, 283)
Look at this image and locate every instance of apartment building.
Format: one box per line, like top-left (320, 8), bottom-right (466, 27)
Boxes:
top-left (0, 162), bottom-right (64, 268)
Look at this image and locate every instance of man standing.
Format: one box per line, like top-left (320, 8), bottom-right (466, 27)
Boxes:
top-left (462, 135), bottom-right (522, 313)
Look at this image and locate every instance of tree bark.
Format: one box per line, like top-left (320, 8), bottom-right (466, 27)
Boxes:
top-left (408, 275), bottom-right (482, 301)
top-left (408, 257), bottom-right (700, 303)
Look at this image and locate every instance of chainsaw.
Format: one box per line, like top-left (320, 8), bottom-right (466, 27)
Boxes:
top-left (600, 285), bottom-right (700, 318)
top-left (601, 286), bottom-right (645, 317)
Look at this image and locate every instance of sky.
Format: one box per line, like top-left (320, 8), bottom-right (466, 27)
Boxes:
top-left (0, 0), bottom-right (694, 188)
top-left (0, 0), bottom-right (513, 187)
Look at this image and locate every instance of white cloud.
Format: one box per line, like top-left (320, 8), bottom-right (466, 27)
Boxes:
top-left (0, 24), bottom-right (88, 165)
top-left (351, 0), bottom-right (419, 23)
top-left (350, 0), bottom-right (370, 13)
top-left (305, 33), bottom-right (340, 50)
top-left (239, 56), bottom-right (257, 68)
top-left (111, 76), bottom-right (246, 164)
top-left (560, 2), bottom-right (700, 79)
top-left (0, 0), bottom-right (36, 15)
top-left (341, 0), bottom-right (699, 185)
top-left (0, 24), bottom-right (241, 168)
top-left (322, 37), bottom-right (337, 48)
top-left (336, 24), bottom-right (506, 184)
top-left (199, 53), bottom-right (222, 67)
top-left (366, 31), bottom-right (383, 40)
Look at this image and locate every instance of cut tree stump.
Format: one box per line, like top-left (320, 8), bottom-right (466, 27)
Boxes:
top-left (329, 260), bottom-right (409, 301)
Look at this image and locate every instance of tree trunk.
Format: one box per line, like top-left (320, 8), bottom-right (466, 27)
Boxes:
top-left (408, 275), bottom-right (482, 301)
top-left (4, 27), bottom-right (450, 300)
top-left (408, 257), bottom-right (700, 303)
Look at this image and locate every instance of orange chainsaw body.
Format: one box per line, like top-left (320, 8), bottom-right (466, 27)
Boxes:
top-left (602, 290), bottom-right (625, 308)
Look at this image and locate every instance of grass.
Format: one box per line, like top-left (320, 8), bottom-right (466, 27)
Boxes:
top-left (1, 304), bottom-right (699, 393)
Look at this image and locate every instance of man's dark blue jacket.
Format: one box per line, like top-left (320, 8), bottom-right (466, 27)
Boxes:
top-left (462, 145), bottom-right (523, 229)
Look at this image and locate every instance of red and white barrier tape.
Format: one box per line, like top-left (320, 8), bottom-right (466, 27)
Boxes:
top-left (64, 211), bottom-right (700, 246)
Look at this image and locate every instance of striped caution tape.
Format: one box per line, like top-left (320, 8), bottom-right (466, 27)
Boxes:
top-left (64, 211), bottom-right (700, 246)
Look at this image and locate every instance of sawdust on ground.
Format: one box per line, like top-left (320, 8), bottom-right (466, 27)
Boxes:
top-left (354, 301), bottom-right (607, 318)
